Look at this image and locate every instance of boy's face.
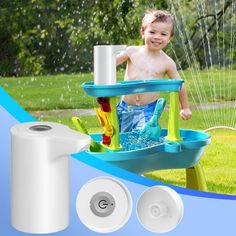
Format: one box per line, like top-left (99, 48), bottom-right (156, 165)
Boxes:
top-left (142, 22), bottom-right (172, 51)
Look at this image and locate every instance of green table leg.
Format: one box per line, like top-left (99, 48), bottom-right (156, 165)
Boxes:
top-left (186, 163), bottom-right (207, 191)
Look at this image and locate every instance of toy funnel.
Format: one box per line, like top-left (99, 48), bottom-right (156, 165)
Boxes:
top-left (11, 122), bottom-right (90, 234)
top-left (72, 116), bottom-right (105, 152)
top-left (94, 45), bottom-right (126, 85)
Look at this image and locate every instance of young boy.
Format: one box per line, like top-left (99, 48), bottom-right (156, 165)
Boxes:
top-left (116, 9), bottom-right (192, 132)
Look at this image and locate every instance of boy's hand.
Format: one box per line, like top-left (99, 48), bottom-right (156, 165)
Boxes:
top-left (180, 108), bottom-right (192, 120)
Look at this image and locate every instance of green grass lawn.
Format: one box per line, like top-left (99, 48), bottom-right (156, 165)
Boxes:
top-left (0, 74), bottom-right (96, 110)
top-left (180, 68), bottom-right (236, 103)
top-left (0, 71), bottom-right (235, 195)
top-left (0, 69), bottom-right (235, 111)
top-left (145, 129), bottom-right (236, 195)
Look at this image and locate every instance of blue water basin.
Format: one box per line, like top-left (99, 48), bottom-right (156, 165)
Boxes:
top-left (88, 129), bottom-right (211, 174)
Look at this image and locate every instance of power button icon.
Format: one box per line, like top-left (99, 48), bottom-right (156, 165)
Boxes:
top-left (90, 192), bottom-right (115, 217)
top-left (98, 199), bottom-right (108, 209)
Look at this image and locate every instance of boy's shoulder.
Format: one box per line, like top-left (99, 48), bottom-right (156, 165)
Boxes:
top-left (126, 46), bottom-right (143, 55)
top-left (160, 51), bottom-right (176, 67)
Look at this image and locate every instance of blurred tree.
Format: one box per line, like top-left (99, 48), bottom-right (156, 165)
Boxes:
top-left (168, 0), bottom-right (235, 69)
top-left (0, 0), bottom-right (235, 76)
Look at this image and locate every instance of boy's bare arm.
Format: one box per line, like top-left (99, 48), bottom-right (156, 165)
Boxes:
top-left (179, 85), bottom-right (190, 109)
top-left (116, 50), bottom-right (129, 65)
top-left (167, 60), bottom-right (192, 120)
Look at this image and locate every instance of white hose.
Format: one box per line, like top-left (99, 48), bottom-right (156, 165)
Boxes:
top-left (204, 125), bottom-right (236, 132)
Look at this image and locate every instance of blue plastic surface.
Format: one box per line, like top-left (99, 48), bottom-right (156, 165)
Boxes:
top-left (87, 129), bottom-right (211, 174)
top-left (164, 141), bottom-right (182, 153)
top-left (82, 79), bottom-right (184, 97)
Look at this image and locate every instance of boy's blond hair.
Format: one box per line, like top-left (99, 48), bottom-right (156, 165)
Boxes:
top-left (140, 10), bottom-right (175, 37)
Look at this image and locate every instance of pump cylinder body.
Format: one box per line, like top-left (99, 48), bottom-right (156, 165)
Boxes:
top-left (94, 45), bottom-right (126, 85)
top-left (11, 122), bottom-right (90, 234)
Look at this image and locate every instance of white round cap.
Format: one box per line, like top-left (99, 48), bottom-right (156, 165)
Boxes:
top-left (137, 186), bottom-right (184, 233)
top-left (76, 176), bottom-right (132, 233)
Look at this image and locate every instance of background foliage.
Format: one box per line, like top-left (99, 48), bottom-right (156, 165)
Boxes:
top-left (0, 0), bottom-right (235, 76)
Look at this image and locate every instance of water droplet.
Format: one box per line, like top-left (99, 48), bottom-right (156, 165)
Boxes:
top-left (60, 94), bottom-right (64, 101)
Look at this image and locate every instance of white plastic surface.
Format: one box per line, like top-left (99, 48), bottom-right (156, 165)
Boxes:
top-left (76, 176), bottom-right (132, 233)
top-left (137, 186), bottom-right (184, 233)
top-left (11, 122), bottom-right (90, 234)
top-left (94, 45), bottom-right (126, 85)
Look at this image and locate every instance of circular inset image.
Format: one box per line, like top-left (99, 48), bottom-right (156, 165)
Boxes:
top-left (76, 176), bottom-right (132, 233)
top-left (137, 186), bottom-right (184, 233)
